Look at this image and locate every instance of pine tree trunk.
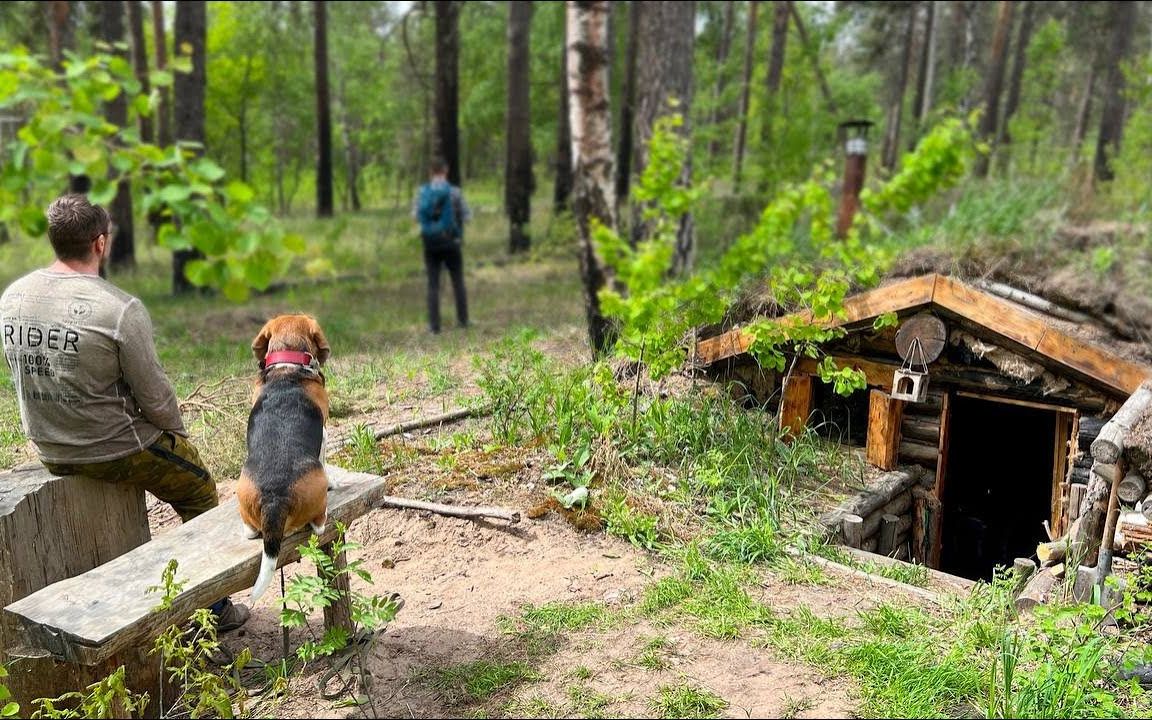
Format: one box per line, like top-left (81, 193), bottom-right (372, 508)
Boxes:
top-left (1070, 69), bottom-right (1095, 167)
top-left (733, 0), bottom-right (758, 188)
top-left (554, 26), bottom-right (573, 213)
top-left (434, 1), bottom-right (462, 186)
top-left (909, 1), bottom-right (936, 149)
top-left (47, 1), bottom-right (72, 71)
top-left (760, 1), bottom-right (789, 152)
top-left (172, 0), bottom-right (206, 295)
top-left (101, 0), bottom-right (135, 271)
top-left (996, 0), bottom-right (1035, 173)
top-left (314, 1), bottom-right (334, 217)
top-left (789, 2), bottom-right (835, 113)
top-left (127, 1), bottom-right (152, 144)
top-left (505, 1), bottom-right (534, 253)
top-left (615, 0), bottom-right (639, 204)
top-left (632, 0), bottom-right (695, 273)
top-left (337, 75), bottom-right (362, 213)
top-left (707, 0), bottom-right (737, 164)
top-left (151, 1), bottom-right (171, 148)
top-left (973, 0), bottom-right (1014, 178)
top-left (1093, 0), bottom-right (1137, 184)
top-left (881, 4), bottom-right (918, 172)
top-left (48, 1), bottom-right (87, 194)
top-left (567, 0), bottom-right (617, 357)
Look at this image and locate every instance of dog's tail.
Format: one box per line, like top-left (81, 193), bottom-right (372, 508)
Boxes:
top-left (250, 500), bottom-right (287, 603)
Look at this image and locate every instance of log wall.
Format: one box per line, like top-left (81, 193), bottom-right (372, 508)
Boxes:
top-left (821, 467), bottom-right (931, 561)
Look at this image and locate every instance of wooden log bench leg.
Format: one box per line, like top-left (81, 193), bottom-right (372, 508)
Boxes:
top-left (0, 465), bottom-right (151, 709)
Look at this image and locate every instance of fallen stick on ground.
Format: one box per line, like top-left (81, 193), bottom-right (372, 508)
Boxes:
top-left (375, 495), bottom-right (520, 524)
top-left (340, 406), bottom-right (493, 446)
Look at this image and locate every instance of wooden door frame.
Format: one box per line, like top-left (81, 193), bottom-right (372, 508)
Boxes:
top-left (931, 390), bottom-right (1076, 569)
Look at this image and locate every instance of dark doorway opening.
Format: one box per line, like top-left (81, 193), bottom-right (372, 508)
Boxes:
top-left (811, 383), bottom-right (868, 446)
top-left (940, 396), bottom-right (1057, 582)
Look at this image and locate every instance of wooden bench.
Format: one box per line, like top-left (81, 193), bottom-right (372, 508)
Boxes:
top-left (2, 464), bottom-right (389, 709)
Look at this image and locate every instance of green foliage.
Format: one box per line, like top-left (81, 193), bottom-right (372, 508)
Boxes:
top-left (280, 523), bottom-right (402, 664)
top-left (146, 560), bottom-right (250, 719)
top-left (0, 48), bottom-right (302, 299)
top-left (600, 487), bottom-right (661, 551)
top-left (0, 666), bottom-right (19, 719)
top-left (597, 113), bottom-right (976, 393)
top-left (29, 667), bottom-right (150, 720)
top-left (986, 602), bottom-right (1149, 719)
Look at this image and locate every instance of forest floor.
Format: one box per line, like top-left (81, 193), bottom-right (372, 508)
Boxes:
top-left (3, 186), bottom-right (1150, 718)
top-left (199, 326), bottom-right (932, 720)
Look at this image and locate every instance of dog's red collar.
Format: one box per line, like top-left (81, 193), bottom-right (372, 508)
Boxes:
top-left (260, 350), bottom-right (316, 371)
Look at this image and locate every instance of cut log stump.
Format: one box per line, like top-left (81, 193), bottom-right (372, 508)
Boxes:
top-left (0, 464), bottom-right (151, 708)
top-left (1016, 566), bottom-right (1060, 613)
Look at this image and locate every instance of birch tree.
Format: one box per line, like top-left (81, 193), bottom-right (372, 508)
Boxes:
top-left (567, 0), bottom-right (617, 356)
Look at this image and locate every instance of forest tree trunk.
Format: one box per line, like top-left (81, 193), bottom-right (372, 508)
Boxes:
top-left (615, 0), bottom-right (639, 205)
top-left (151, 1), bottom-right (172, 148)
top-left (172, 0), bottom-right (206, 295)
top-left (1093, 0), bottom-right (1137, 184)
top-left (554, 25), bottom-right (573, 213)
top-left (909, 1), bottom-right (936, 149)
top-left (505, 1), bottom-right (535, 253)
top-left (760, 1), bottom-right (789, 154)
top-left (733, 0), bottom-right (758, 188)
top-left (567, 0), bottom-right (618, 357)
top-left (434, 1), bottom-right (462, 186)
top-left (127, 1), bottom-right (152, 144)
top-left (632, 0), bottom-right (695, 273)
top-left (881, 3), bottom-right (918, 172)
top-left (707, 0), bottom-right (737, 164)
top-left (314, 1), bottom-right (334, 217)
top-left (101, 0), bottom-right (135, 270)
top-left (973, 0), bottom-right (1014, 178)
top-left (996, 0), bottom-right (1035, 173)
top-left (47, 1), bottom-right (73, 71)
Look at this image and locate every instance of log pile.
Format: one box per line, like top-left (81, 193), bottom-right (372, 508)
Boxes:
top-left (831, 468), bottom-right (929, 560)
top-left (1018, 382), bottom-right (1152, 613)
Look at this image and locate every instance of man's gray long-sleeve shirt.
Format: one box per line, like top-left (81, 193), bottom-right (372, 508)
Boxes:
top-left (1, 270), bottom-right (185, 463)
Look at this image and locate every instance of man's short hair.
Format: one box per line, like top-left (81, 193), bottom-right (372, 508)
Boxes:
top-left (429, 158), bottom-right (448, 176)
top-left (46, 194), bottom-right (109, 261)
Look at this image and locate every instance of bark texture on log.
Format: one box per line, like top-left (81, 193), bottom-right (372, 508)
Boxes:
top-left (1092, 383), bottom-right (1152, 464)
top-left (1016, 565), bottom-right (1059, 613)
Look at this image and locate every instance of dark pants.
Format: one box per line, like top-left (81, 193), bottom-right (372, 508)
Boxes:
top-left (424, 244), bottom-right (469, 332)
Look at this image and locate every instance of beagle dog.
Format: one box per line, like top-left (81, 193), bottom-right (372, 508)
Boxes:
top-left (239, 314), bottom-right (332, 602)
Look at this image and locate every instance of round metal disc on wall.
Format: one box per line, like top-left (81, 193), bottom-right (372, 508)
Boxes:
top-left (895, 313), bottom-right (947, 364)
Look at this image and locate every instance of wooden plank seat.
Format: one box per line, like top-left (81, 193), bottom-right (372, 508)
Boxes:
top-left (4, 464), bottom-right (387, 667)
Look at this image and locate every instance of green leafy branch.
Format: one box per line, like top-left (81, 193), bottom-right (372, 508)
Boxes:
top-left (0, 47), bottom-right (303, 300)
top-left (596, 112), bottom-right (977, 393)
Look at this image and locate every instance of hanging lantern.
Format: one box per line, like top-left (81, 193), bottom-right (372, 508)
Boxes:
top-left (892, 336), bottom-right (930, 403)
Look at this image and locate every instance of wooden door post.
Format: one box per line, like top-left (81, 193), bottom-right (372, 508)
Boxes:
top-left (867, 389), bottom-right (904, 470)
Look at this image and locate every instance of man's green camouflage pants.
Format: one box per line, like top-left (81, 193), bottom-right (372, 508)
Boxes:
top-left (43, 431), bottom-right (219, 522)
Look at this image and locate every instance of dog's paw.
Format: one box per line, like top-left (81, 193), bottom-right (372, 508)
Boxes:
top-left (242, 524), bottom-right (261, 540)
top-left (327, 479), bottom-right (337, 491)
top-left (310, 522), bottom-right (326, 535)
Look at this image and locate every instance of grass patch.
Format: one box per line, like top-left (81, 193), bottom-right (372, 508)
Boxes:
top-left (634, 635), bottom-right (673, 671)
top-left (425, 660), bottom-right (541, 704)
top-left (516, 601), bottom-right (613, 634)
top-left (641, 547), bottom-right (774, 640)
top-left (649, 683), bottom-right (728, 719)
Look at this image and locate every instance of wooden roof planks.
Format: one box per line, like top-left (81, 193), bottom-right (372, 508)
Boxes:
top-left (693, 273), bottom-right (1152, 398)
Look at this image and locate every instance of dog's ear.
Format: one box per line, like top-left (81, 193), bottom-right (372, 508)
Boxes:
top-left (251, 321), bottom-right (273, 364)
top-left (308, 317), bottom-right (331, 366)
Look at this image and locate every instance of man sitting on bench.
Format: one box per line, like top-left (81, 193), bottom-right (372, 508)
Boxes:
top-left (0, 194), bottom-right (249, 632)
